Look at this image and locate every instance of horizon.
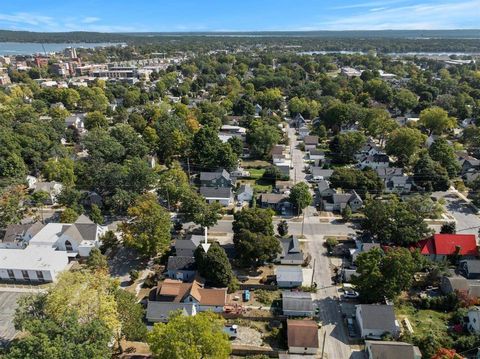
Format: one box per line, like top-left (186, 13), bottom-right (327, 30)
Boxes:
top-left (1, 0), bottom-right (479, 33)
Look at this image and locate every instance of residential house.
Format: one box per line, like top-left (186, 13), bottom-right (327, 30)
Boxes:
top-left (0, 222), bottom-right (43, 249)
top-left (460, 260), bottom-right (480, 279)
top-left (358, 154), bottom-right (390, 170)
top-left (440, 275), bottom-right (469, 294)
top-left (166, 256), bottom-right (197, 281)
top-left (304, 135), bottom-right (319, 151)
top-left (355, 304), bottom-right (400, 339)
top-left (350, 241), bottom-right (382, 262)
top-left (292, 113), bottom-right (306, 129)
top-left (275, 266), bottom-right (313, 288)
top-left (308, 149), bottom-right (325, 164)
top-left (467, 307), bottom-right (480, 334)
top-left (395, 116), bottom-right (420, 127)
top-left (322, 191), bottom-right (363, 212)
top-left (310, 168), bottom-right (334, 180)
top-left (317, 180), bottom-right (335, 198)
top-left (146, 278), bottom-right (227, 322)
top-left (365, 341), bottom-right (422, 359)
top-left (65, 113), bottom-right (86, 133)
top-left (287, 319), bottom-right (319, 355)
top-left (259, 193), bottom-right (290, 212)
top-left (174, 234), bottom-right (203, 257)
top-left (376, 167), bottom-right (412, 193)
top-left (277, 236), bottom-right (304, 265)
top-left (33, 181), bottom-right (63, 205)
top-left (356, 142), bottom-right (383, 161)
top-left (298, 126), bottom-right (310, 139)
top-left (200, 187), bottom-right (233, 206)
top-left (237, 184), bottom-right (254, 203)
top-left (230, 166), bottom-right (250, 178)
top-left (218, 125), bottom-right (246, 143)
top-left (199, 170), bottom-right (234, 187)
top-left (25, 175), bottom-right (37, 190)
top-left (282, 292), bottom-right (314, 317)
top-left (254, 104), bottom-right (262, 117)
top-left (416, 234), bottom-right (479, 261)
top-left (341, 67), bottom-right (362, 77)
top-left (275, 180), bottom-right (293, 193)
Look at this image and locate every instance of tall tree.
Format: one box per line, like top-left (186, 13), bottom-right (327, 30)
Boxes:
top-left (419, 106), bottom-right (456, 135)
top-left (246, 120), bottom-right (281, 160)
top-left (385, 127), bottom-right (425, 166)
top-left (413, 152), bottom-right (450, 191)
top-left (329, 131), bottom-right (366, 164)
top-left (147, 311), bottom-right (231, 359)
top-left (120, 193), bottom-right (171, 257)
top-left (194, 243), bottom-right (235, 288)
top-left (429, 138), bottom-right (460, 178)
top-left (289, 182), bottom-right (312, 215)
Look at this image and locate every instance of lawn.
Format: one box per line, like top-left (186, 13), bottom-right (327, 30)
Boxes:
top-left (395, 303), bottom-right (450, 337)
top-left (247, 168), bottom-right (266, 180)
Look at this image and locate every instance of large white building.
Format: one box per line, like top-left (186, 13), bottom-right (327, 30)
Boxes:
top-left (0, 215), bottom-right (107, 282)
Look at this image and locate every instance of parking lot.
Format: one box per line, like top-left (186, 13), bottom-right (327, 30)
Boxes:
top-left (0, 291), bottom-right (25, 345)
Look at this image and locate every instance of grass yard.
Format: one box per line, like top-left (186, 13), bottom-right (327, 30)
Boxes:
top-left (396, 303), bottom-right (450, 337)
top-left (247, 168), bottom-right (266, 180)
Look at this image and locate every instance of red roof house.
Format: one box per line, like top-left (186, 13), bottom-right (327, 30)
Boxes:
top-left (417, 234), bottom-right (478, 260)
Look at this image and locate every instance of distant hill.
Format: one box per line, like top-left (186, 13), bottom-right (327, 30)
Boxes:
top-left (1, 29), bottom-right (479, 43)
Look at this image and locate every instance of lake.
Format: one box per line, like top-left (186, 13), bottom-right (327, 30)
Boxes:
top-left (0, 42), bottom-right (123, 56)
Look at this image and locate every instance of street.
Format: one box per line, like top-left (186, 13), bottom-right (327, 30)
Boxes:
top-left (433, 191), bottom-right (480, 235)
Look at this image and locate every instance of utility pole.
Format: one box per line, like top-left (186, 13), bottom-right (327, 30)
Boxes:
top-left (301, 210), bottom-right (305, 236)
top-left (186, 157), bottom-right (191, 182)
top-left (320, 330), bottom-right (327, 358)
top-left (311, 258), bottom-right (316, 287)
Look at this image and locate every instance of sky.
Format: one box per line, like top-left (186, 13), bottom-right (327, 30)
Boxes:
top-left (0, 0), bottom-right (479, 33)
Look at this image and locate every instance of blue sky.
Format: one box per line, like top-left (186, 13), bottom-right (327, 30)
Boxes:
top-left (0, 0), bottom-right (479, 32)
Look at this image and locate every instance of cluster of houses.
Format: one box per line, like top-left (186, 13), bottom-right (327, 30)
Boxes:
top-left (0, 215), bottom-right (106, 282)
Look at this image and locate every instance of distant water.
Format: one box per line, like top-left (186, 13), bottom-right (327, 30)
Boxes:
top-left (0, 42), bottom-right (123, 56)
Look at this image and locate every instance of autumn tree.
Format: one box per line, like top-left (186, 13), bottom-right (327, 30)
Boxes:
top-left (147, 311), bottom-right (231, 359)
top-left (120, 193), bottom-right (171, 257)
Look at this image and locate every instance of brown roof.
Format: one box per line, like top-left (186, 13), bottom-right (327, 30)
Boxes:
top-left (198, 288), bottom-right (227, 306)
top-left (287, 320), bottom-right (319, 349)
top-left (304, 135), bottom-right (319, 145)
top-left (158, 279), bottom-right (183, 297)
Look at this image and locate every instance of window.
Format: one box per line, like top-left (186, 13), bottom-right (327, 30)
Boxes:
top-left (21, 270), bottom-right (30, 280)
top-left (36, 271), bottom-right (44, 281)
top-left (7, 269), bottom-right (14, 280)
top-left (65, 240), bottom-right (73, 251)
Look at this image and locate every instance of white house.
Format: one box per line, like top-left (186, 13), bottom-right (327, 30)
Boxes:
top-left (199, 187), bottom-right (233, 206)
top-left (287, 319), bottom-right (319, 355)
top-left (0, 246), bottom-right (68, 282)
top-left (237, 184), bottom-right (254, 203)
top-left (356, 304), bottom-right (400, 339)
top-left (467, 307), bottom-right (480, 334)
top-left (276, 266), bottom-right (313, 288)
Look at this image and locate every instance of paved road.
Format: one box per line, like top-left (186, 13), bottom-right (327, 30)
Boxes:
top-left (433, 191), bottom-right (480, 235)
top-left (287, 126), bottom-right (360, 359)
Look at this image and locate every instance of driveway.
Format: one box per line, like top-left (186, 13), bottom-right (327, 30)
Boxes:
top-left (0, 291), bottom-right (26, 346)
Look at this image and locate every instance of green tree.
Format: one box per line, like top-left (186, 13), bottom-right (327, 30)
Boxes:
top-left (352, 247), bottom-right (419, 303)
top-left (429, 138), bottom-right (460, 178)
top-left (362, 197), bottom-right (432, 246)
top-left (393, 88), bottom-right (419, 115)
top-left (246, 120), bottom-right (281, 160)
top-left (114, 289), bottom-right (147, 341)
top-left (120, 193), bottom-right (171, 257)
top-left (89, 204), bottom-right (104, 224)
top-left (277, 220), bottom-right (289, 237)
top-left (419, 107), bottom-right (456, 135)
top-left (194, 242), bottom-right (235, 288)
top-left (232, 208), bottom-right (280, 266)
top-left (157, 162), bottom-right (191, 209)
top-left (329, 168), bottom-right (383, 198)
top-left (289, 182), bottom-right (312, 215)
top-left (42, 157), bottom-right (76, 186)
top-left (0, 186), bottom-right (27, 228)
top-left (86, 247), bottom-right (108, 271)
top-left (329, 131), bottom-right (366, 164)
top-left (413, 152), bottom-right (450, 191)
top-left (147, 311), bottom-right (231, 359)
top-left (84, 111), bottom-right (108, 130)
top-left (180, 189), bottom-right (222, 228)
top-left (385, 127), bottom-right (425, 166)
top-left (60, 207), bottom-right (79, 223)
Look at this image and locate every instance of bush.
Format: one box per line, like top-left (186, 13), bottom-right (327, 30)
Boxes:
top-left (129, 269), bottom-right (140, 283)
top-left (325, 237), bottom-right (339, 251)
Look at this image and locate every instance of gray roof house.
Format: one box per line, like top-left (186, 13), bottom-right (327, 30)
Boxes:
top-left (317, 180), bottom-right (335, 198)
top-left (237, 184), bottom-right (254, 203)
top-left (276, 266), bottom-right (311, 288)
top-left (365, 341), bottom-right (422, 359)
top-left (355, 304), bottom-right (400, 339)
top-left (146, 302), bottom-right (197, 323)
top-left (282, 291), bottom-right (315, 317)
top-left (310, 168), bottom-right (334, 180)
top-left (175, 234), bottom-right (203, 257)
top-left (358, 154), bottom-right (390, 170)
top-left (166, 256), bottom-right (197, 281)
top-left (460, 260), bottom-right (480, 279)
top-left (322, 190), bottom-right (363, 212)
top-left (277, 236), bottom-right (304, 265)
top-left (199, 169), bottom-right (233, 187)
top-left (199, 187), bottom-right (233, 206)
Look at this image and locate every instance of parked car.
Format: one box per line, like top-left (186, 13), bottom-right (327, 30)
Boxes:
top-left (344, 289), bottom-right (359, 299)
